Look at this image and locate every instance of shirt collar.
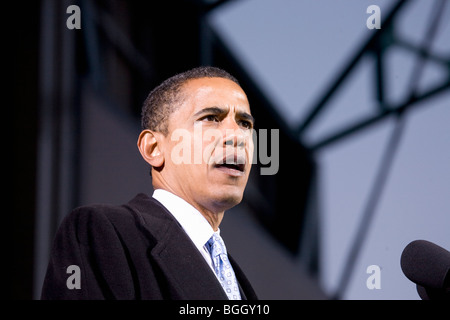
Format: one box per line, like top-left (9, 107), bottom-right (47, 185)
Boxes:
top-left (152, 189), bottom-right (216, 250)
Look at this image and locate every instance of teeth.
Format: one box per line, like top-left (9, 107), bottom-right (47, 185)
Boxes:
top-left (213, 156), bottom-right (245, 172)
top-left (216, 157), bottom-right (245, 165)
top-left (220, 163), bottom-right (244, 172)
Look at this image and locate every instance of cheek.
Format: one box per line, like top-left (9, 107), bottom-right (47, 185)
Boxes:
top-left (199, 131), bottom-right (222, 164)
top-left (247, 139), bottom-right (254, 159)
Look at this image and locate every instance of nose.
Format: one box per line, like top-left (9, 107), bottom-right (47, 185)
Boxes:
top-left (223, 121), bottom-right (246, 148)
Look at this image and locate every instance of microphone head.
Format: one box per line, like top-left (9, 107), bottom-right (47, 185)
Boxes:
top-left (400, 240), bottom-right (450, 289)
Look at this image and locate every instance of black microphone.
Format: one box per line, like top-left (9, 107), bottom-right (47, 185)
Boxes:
top-left (400, 240), bottom-right (450, 300)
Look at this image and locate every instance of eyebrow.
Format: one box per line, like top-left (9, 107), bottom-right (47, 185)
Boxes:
top-left (194, 107), bottom-right (255, 125)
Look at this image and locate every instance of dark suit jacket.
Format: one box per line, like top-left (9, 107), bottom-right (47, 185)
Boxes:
top-left (41, 193), bottom-right (257, 300)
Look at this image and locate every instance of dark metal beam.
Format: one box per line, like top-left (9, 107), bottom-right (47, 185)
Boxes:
top-left (296, 0), bottom-right (410, 137)
top-left (309, 80), bottom-right (450, 151)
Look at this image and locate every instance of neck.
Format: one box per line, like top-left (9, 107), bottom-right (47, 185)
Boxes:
top-left (197, 207), bottom-right (224, 232)
top-left (153, 179), bottom-right (225, 231)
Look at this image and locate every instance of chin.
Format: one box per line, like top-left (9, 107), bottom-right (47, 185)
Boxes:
top-left (210, 186), bottom-right (244, 211)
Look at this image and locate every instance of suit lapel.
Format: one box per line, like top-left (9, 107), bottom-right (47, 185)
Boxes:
top-left (150, 222), bottom-right (228, 300)
top-left (128, 193), bottom-right (256, 300)
top-left (229, 254), bottom-right (258, 300)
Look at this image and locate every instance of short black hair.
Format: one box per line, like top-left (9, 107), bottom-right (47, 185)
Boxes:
top-left (141, 66), bottom-right (240, 135)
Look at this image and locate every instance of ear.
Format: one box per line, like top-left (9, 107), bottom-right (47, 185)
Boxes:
top-left (137, 129), bottom-right (164, 168)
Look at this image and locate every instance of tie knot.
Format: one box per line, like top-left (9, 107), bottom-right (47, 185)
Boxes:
top-left (207, 233), bottom-right (227, 258)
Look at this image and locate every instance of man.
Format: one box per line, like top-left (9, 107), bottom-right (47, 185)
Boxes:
top-left (41, 66), bottom-right (258, 300)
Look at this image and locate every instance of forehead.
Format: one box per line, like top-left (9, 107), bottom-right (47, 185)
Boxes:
top-left (179, 77), bottom-right (250, 114)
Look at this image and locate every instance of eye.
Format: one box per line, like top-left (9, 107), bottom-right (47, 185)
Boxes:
top-left (238, 120), bottom-right (253, 129)
top-left (200, 115), bottom-right (220, 122)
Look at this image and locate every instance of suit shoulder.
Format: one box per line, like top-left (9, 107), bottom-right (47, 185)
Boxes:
top-left (71, 202), bottom-right (131, 219)
top-left (57, 203), bottom-right (127, 244)
top-left (65, 201), bottom-right (132, 228)
top-left (67, 193), bottom-right (156, 221)
top-left (58, 197), bottom-right (146, 245)
top-left (61, 193), bottom-right (170, 243)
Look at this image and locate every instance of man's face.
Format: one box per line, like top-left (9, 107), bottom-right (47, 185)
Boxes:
top-left (159, 77), bottom-right (254, 213)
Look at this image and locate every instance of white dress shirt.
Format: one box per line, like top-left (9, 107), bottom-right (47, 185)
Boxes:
top-left (152, 189), bottom-right (217, 273)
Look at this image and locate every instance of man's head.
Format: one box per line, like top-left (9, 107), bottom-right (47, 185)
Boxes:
top-left (138, 66), bottom-right (254, 223)
top-left (141, 66), bottom-right (241, 135)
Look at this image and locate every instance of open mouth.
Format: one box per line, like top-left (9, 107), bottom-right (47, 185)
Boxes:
top-left (215, 162), bottom-right (245, 172)
top-left (213, 154), bottom-right (246, 176)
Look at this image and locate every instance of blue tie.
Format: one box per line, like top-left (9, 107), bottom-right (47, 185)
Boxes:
top-left (207, 232), bottom-right (242, 300)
